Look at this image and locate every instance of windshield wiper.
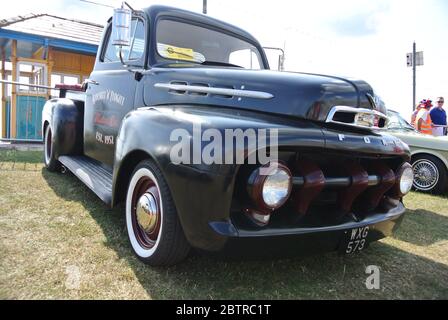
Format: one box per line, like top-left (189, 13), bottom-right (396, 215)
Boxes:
top-left (201, 60), bottom-right (243, 68)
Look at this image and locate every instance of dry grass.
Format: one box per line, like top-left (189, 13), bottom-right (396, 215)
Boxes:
top-left (0, 150), bottom-right (447, 299)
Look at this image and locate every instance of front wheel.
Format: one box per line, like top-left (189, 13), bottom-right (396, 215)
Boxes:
top-left (126, 159), bottom-right (190, 266)
top-left (412, 154), bottom-right (447, 194)
top-left (43, 125), bottom-right (60, 171)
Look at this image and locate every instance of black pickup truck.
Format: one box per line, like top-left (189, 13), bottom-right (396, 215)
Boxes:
top-left (42, 5), bottom-right (413, 266)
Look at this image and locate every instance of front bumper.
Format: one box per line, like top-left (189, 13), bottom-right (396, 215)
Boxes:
top-left (208, 201), bottom-right (405, 257)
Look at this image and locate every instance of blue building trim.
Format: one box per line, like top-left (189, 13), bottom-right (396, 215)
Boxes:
top-left (0, 29), bottom-right (98, 54)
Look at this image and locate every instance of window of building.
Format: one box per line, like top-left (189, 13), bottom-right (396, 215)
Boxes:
top-left (51, 74), bottom-right (81, 98)
top-left (16, 62), bottom-right (47, 94)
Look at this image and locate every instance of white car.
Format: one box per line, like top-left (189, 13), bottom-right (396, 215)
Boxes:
top-left (387, 110), bottom-right (448, 194)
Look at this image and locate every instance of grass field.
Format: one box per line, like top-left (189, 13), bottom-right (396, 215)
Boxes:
top-left (0, 149), bottom-right (447, 299)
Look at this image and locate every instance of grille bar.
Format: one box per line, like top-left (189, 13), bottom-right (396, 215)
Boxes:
top-left (293, 175), bottom-right (381, 188)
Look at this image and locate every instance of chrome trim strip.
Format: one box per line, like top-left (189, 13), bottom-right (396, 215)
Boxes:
top-left (326, 105), bottom-right (388, 130)
top-left (293, 175), bottom-right (381, 187)
top-left (154, 83), bottom-right (274, 99)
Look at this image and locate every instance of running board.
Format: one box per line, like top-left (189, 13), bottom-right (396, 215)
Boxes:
top-left (58, 155), bottom-right (113, 205)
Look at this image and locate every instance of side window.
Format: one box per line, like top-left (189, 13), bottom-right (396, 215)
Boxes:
top-left (128, 20), bottom-right (145, 60)
top-left (102, 19), bottom-right (145, 63)
top-left (103, 27), bottom-right (120, 63)
top-left (387, 113), bottom-right (403, 129)
top-left (229, 49), bottom-right (261, 70)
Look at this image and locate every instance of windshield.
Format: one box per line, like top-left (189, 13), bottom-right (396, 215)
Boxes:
top-left (387, 112), bottom-right (416, 131)
top-left (156, 19), bottom-right (265, 70)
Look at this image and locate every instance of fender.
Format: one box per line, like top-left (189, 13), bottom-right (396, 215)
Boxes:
top-left (112, 105), bottom-right (327, 250)
top-left (411, 149), bottom-right (448, 170)
top-left (42, 98), bottom-right (84, 158)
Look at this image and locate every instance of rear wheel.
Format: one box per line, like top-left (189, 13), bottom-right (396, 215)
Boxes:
top-left (412, 154), bottom-right (447, 194)
top-left (43, 125), bottom-right (60, 171)
top-left (126, 159), bottom-right (190, 266)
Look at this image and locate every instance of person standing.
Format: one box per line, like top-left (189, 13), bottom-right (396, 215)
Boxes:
top-left (411, 101), bottom-right (423, 127)
top-left (415, 99), bottom-right (433, 135)
top-left (430, 97), bottom-right (446, 136)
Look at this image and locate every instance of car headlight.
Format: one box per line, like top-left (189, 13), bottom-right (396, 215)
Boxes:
top-left (263, 168), bottom-right (292, 207)
top-left (399, 164), bottom-right (414, 195)
top-left (391, 162), bottom-right (413, 197)
top-left (247, 162), bottom-right (292, 211)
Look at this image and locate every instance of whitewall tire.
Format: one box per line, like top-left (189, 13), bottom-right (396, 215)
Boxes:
top-left (125, 159), bottom-right (190, 265)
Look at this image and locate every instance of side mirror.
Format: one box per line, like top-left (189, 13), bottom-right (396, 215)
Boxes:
top-left (112, 7), bottom-right (132, 47)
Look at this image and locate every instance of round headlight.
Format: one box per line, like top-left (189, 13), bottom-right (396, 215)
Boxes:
top-left (391, 162), bottom-right (414, 198)
top-left (399, 165), bottom-right (414, 195)
top-left (262, 168), bottom-right (292, 208)
top-left (247, 162), bottom-right (292, 211)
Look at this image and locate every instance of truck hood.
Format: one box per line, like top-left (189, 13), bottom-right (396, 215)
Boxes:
top-left (143, 67), bottom-right (382, 123)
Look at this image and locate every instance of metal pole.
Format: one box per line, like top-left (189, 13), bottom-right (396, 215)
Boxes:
top-left (413, 42), bottom-right (416, 110)
top-left (203, 0), bottom-right (207, 14)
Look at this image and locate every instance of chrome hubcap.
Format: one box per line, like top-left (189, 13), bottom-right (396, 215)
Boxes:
top-left (413, 160), bottom-right (439, 191)
top-left (131, 175), bottom-right (161, 249)
top-left (136, 192), bottom-right (159, 234)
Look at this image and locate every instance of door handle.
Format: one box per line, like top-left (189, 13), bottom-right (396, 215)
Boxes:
top-left (82, 79), bottom-right (99, 91)
top-left (84, 79), bottom-right (99, 86)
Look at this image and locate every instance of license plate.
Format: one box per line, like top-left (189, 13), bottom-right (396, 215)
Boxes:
top-left (339, 226), bottom-right (370, 255)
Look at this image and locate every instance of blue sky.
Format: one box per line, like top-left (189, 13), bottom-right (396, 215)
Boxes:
top-left (1, 0), bottom-right (447, 118)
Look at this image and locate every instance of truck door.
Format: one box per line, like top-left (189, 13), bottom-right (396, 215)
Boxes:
top-left (84, 17), bottom-right (146, 167)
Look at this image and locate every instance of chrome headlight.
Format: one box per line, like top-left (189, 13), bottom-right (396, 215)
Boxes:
top-left (399, 164), bottom-right (414, 195)
top-left (262, 168), bottom-right (292, 207)
top-left (391, 162), bottom-right (414, 198)
top-left (247, 162), bottom-right (292, 211)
